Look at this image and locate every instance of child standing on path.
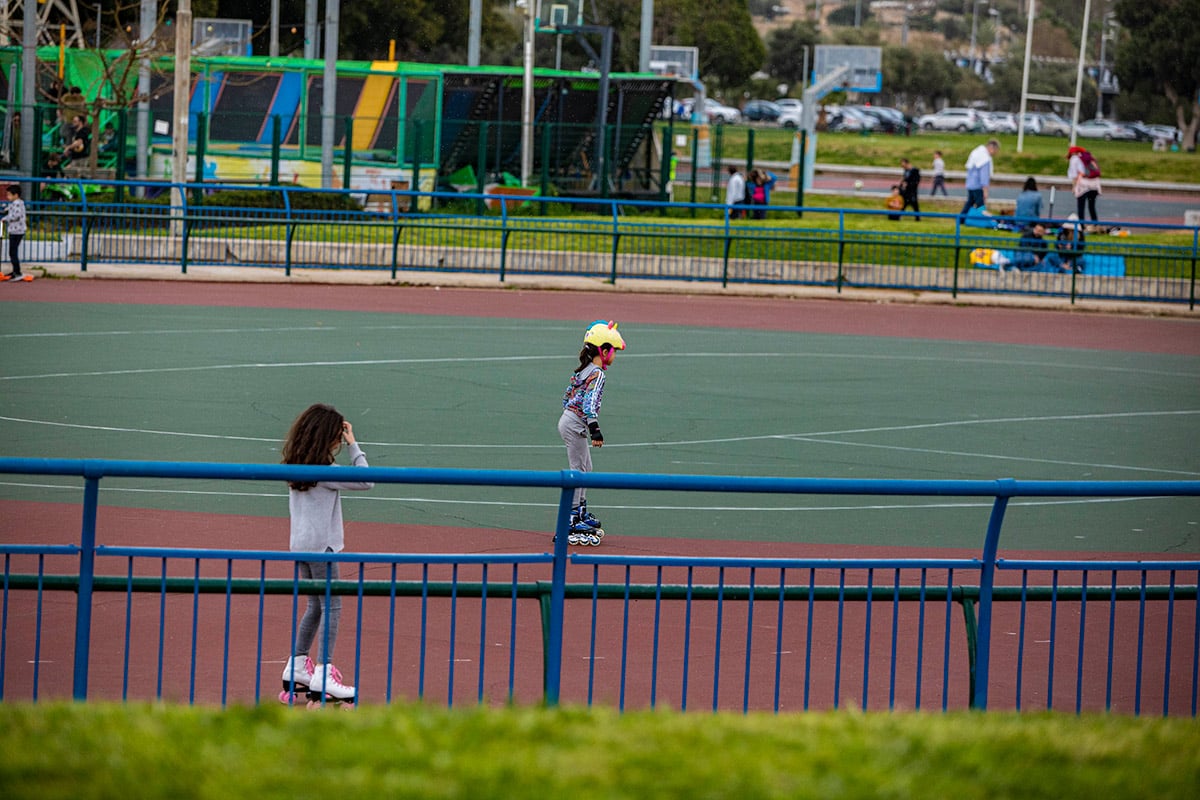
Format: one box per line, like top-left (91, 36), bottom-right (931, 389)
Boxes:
top-left (929, 151), bottom-right (947, 196)
top-left (0, 184), bottom-right (28, 282)
top-left (558, 320), bottom-right (625, 546)
top-left (280, 403), bottom-right (374, 704)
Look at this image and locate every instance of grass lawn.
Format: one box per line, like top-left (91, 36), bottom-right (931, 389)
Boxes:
top-left (663, 124), bottom-right (1200, 184)
top-left (2, 703), bottom-right (1197, 800)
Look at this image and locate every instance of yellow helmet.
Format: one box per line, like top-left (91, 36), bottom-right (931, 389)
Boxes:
top-left (583, 320), bottom-right (626, 351)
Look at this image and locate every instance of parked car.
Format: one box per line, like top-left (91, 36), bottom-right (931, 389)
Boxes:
top-left (777, 103), bottom-right (804, 129)
top-left (741, 100), bottom-right (782, 122)
top-left (1075, 119), bottom-right (1139, 141)
top-left (852, 105), bottom-right (908, 134)
top-left (915, 107), bottom-right (981, 132)
top-left (982, 111), bottom-right (1017, 134)
top-left (1024, 112), bottom-right (1071, 137)
top-left (775, 98), bottom-right (802, 113)
top-left (826, 105), bottom-right (878, 132)
top-left (678, 97), bottom-right (741, 124)
top-left (1145, 124), bottom-right (1182, 144)
top-left (1121, 121), bottom-right (1156, 142)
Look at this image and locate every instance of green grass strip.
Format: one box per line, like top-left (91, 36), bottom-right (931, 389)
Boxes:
top-left (2, 703), bottom-right (1197, 799)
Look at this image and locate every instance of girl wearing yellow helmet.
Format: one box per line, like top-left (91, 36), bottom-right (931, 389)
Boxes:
top-left (557, 320), bottom-right (626, 546)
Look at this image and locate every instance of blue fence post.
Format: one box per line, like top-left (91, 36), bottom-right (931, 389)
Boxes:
top-left (282, 187), bottom-right (294, 277)
top-left (79, 181), bottom-right (90, 272)
top-left (1190, 226), bottom-right (1197, 311)
top-left (544, 479), bottom-right (577, 706)
top-left (499, 200), bottom-right (510, 282)
top-left (73, 471), bottom-right (101, 701)
top-left (836, 212), bottom-right (846, 293)
top-left (972, 478), bottom-right (1015, 711)
top-left (610, 200), bottom-right (620, 284)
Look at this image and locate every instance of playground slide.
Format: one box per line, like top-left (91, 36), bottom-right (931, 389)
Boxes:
top-left (352, 62), bottom-right (397, 151)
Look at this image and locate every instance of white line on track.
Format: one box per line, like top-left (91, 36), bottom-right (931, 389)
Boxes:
top-left (2, 351), bottom-right (1196, 382)
top-left (0, 480), bottom-right (1170, 513)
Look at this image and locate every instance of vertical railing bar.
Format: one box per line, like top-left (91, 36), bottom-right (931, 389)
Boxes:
top-left (255, 560), bottom-right (266, 704)
top-left (1105, 570), bottom-right (1118, 713)
top-left (619, 565), bottom-right (632, 712)
top-left (588, 565), bottom-right (600, 706)
top-left (355, 563), bottom-right (366, 705)
top-left (915, 568), bottom-right (927, 711)
top-left (1047, 570), bottom-right (1059, 711)
top-left (651, 565), bottom-right (664, 709)
top-left (508, 564), bottom-right (519, 704)
top-left (1075, 569), bottom-right (1088, 714)
top-left (712, 567), bottom-right (726, 712)
top-left (386, 563), bottom-right (398, 703)
top-left (477, 563), bottom-right (489, 705)
top-left (189, 558), bottom-right (201, 704)
top-left (72, 475), bottom-right (100, 701)
top-left (743, 567), bottom-right (756, 714)
top-left (889, 569), bottom-right (901, 710)
top-left (221, 559), bottom-right (233, 707)
top-left (1163, 570), bottom-right (1177, 717)
top-left (122, 558), bottom-right (134, 701)
top-left (1016, 570), bottom-right (1029, 712)
top-left (419, 563), bottom-right (429, 700)
top-left (447, 563), bottom-right (459, 708)
top-left (34, 556), bottom-right (45, 702)
top-left (1136, 571), bottom-right (1148, 715)
top-left (862, 567), bottom-right (874, 710)
top-left (681, 566), bottom-right (694, 712)
top-left (804, 568), bottom-right (816, 711)
top-left (1, 555), bottom-right (9, 700)
top-left (773, 568), bottom-right (787, 714)
top-left (157, 558), bottom-right (167, 699)
top-left (942, 568), bottom-right (954, 712)
top-left (834, 568), bottom-right (846, 710)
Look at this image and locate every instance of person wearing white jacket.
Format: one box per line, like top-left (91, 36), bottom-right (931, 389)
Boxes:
top-left (0, 184), bottom-right (28, 282)
top-left (959, 139), bottom-right (999, 218)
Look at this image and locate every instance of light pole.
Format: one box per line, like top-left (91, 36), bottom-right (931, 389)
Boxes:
top-left (95, 3), bottom-right (101, 48)
top-left (969, 0), bottom-right (988, 73)
top-left (1096, 10), bottom-right (1117, 119)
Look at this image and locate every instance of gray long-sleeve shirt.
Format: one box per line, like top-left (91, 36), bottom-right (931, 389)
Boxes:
top-left (288, 442), bottom-right (373, 554)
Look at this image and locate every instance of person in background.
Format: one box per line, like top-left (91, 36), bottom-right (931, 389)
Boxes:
top-left (929, 150), bottom-right (947, 196)
top-left (959, 138), bottom-right (999, 218)
top-left (1014, 177), bottom-right (1043, 228)
top-left (1055, 213), bottom-right (1087, 272)
top-left (0, 184), bottom-right (28, 282)
top-left (1010, 223), bottom-right (1067, 273)
top-left (1067, 145), bottom-right (1102, 224)
top-left (749, 168), bottom-right (776, 219)
top-left (899, 158), bottom-right (921, 220)
top-left (724, 165), bottom-right (746, 219)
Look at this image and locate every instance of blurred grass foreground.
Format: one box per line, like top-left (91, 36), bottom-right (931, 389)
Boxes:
top-left (2, 702), bottom-right (1198, 799)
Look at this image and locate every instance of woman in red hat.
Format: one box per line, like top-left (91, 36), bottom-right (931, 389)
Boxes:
top-left (1066, 145), bottom-right (1102, 223)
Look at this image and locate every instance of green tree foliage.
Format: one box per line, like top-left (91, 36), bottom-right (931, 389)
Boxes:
top-left (881, 47), bottom-right (959, 112)
top-left (765, 21), bottom-right (819, 89)
top-left (1113, 0), bottom-right (1200, 150)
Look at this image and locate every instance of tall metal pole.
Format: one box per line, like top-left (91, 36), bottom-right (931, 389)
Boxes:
top-left (1068, 0), bottom-right (1092, 146)
top-left (320, 0), bottom-right (340, 188)
top-left (468, 0), bottom-right (481, 67)
top-left (171, 0), bottom-right (193, 213)
top-left (270, 0), bottom-right (279, 57)
top-left (638, 0), bottom-right (653, 73)
top-left (136, 0), bottom-right (155, 187)
top-left (19, 0), bottom-right (36, 177)
top-left (520, 1), bottom-right (534, 185)
top-left (1016, 0), bottom-right (1035, 153)
top-left (304, 0), bottom-right (318, 59)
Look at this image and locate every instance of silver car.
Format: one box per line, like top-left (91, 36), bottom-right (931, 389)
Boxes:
top-left (1075, 119), bottom-right (1139, 140)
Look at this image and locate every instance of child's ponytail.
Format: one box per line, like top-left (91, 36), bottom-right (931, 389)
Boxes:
top-left (576, 344), bottom-right (599, 373)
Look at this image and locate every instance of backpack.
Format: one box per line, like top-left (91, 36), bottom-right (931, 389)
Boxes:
top-left (1080, 151), bottom-right (1101, 179)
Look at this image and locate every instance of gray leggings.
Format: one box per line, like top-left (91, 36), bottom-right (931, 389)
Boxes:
top-left (558, 409), bottom-right (591, 507)
top-left (293, 553), bottom-right (341, 664)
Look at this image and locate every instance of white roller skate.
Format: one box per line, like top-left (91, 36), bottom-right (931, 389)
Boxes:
top-left (307, 663), bottom-right (356, 708)
top-left (278, 655), bottom-right (314, 705)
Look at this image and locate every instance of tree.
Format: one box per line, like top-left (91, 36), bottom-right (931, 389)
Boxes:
top-left (1113, 0), bottom-right (1200, 151)
top-left (765, 21), bottom-right (818, 89)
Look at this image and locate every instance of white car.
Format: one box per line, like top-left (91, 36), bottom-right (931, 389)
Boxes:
top-left (777, 101), bottom-right (804, 129)
top-left (1075, 119), bottom-right (1139, 141)
top-left (678, 97), bottom-right (741, 124)
top-left (916, 107), bottom-right (982, 132)
top-left (983, 112), bottom-right (1017, 134)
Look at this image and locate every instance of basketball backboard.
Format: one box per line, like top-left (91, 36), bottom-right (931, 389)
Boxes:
top-left (648, 46), bottom-right (699, 81)
top-left (812, 45), bottom-right (882, 93)
top-left (535, 0), bottom-right (585, 33)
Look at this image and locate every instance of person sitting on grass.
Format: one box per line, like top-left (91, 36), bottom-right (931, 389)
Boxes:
top-left (1055, 214), bottom-right (1087, 273)
top-left (1009, 223), bottom-right (1068, 273)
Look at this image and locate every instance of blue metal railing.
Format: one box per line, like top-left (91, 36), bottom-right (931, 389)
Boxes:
top-left (1, 457), bottom-right (1197, 714)
top-left (15, 178), bottom-right (1200, 308)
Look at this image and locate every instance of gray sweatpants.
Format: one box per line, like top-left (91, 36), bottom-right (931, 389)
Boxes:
top-left (293, 552), bottom-right (341, 665)
top-left (558, 409), bottom-right (591, 507)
